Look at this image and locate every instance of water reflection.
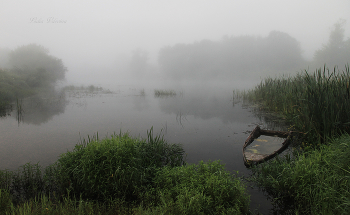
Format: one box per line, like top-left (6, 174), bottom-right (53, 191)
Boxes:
top-left (0, 86), bottom-right (293, 214)
top-left (156, 89), bottom-right (252, 125)
top-left (10, 90), bottom-right (67, 125)
top-left (0, 104), bottom-right (12, 117)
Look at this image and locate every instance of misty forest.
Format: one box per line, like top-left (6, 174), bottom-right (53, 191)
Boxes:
top-left (0, 19), bottom-right (350, 215)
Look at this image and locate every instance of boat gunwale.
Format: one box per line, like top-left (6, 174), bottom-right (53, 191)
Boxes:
top-left (243, 125), bottom-right (292, 167)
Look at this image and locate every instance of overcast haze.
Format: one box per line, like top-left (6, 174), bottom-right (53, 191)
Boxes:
top-left (1, 0), bottom-right (350, 85)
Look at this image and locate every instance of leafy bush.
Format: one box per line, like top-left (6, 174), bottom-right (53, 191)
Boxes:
top-left (55, 128), bottom-right (185, 202)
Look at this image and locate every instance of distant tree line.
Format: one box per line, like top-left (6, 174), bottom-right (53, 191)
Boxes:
top-left (158, 31), bottom-right (305, 80)
top-left (158, 19), bottom-right (350, 81)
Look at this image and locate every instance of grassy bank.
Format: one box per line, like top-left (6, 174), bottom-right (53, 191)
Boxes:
top-left (252, 134), bottom-right (350, 214)
top-left (242, 65), bottom-right (350, 144)
top-left (242, 65), bottom-right (350, 214)
top-left (0, 129), bottom-right (250, 214)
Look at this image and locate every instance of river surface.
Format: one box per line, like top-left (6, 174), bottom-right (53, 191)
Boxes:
top-left (0, 83), bottom-right (287, 214)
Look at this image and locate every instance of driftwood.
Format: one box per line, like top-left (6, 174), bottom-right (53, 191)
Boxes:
top-left (243, 125), bottom-right (292, 167)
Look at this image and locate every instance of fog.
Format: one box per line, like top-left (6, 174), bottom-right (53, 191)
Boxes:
top-left (1, 0), bottom-right (350, 88)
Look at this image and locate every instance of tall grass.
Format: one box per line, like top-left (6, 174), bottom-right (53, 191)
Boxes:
top-left (55, 128), bottom-right (185, 202)
top-left (138, 160), bottom-right (250, 214)
top-left (243, 65), bottom-right (350, 144)
top-left (0, 129), bottom-right (250, 214)
top-left (252, 133), bottom-right (350, 214)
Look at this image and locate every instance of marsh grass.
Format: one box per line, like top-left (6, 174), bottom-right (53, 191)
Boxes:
top-left (251, 134), bottom-right (350, 214)
top-left (138, 160), bottom-right (250, 214)
top-left (0, 129), bottom-right (250, 214)
top-left (242, 65), bottom-right (350, 145)
top-left (154, 89), bottom-right (176, 97)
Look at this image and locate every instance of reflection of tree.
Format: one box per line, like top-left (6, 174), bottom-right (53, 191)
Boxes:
top-left (0, 104), bottom-right (12, 117)
top-left (157, 90), bottom-right (250, 124)
top-left (12, 90), bottom-right (68, 125)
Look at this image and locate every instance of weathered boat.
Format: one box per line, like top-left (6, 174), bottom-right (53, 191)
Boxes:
top-left (243, 125), bottom-right (292, 167)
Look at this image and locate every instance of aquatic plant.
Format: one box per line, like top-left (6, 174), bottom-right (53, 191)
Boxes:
top-left (242, 65), bottom-right (350, 144)
top-left (154, 89), bottom-right (176, 97)
top-left (63, 85), bottom-right (104, 93)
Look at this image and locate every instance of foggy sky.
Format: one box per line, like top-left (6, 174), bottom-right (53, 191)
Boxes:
top-left (1, 0), bottom-right (350, 84)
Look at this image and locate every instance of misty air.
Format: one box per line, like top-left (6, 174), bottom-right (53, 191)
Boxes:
top-left (0, 1), bottom-right (350, 214)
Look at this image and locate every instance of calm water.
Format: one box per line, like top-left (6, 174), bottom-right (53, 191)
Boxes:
top-left (0, 84), bottom-right (286, 214)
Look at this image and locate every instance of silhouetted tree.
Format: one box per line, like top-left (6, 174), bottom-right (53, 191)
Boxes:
top-left (262, 31), bottom-right (304, 72)
top-left (8, 44), bottom-right (67, 87)
top-left (314, 19), bottom-right (350, 68)
top-left (129, 49), bottom-right (149, 77)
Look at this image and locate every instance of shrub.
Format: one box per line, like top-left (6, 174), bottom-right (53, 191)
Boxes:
top-left (55, 128), bottom-right (185, 202)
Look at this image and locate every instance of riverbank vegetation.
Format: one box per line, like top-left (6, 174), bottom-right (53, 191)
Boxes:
top-left (0, 129), bottom-right (250, 214)
top-left (243, 66), bottom-right (350, 144)
top-left (252, 134), bottom-right (350, 214)
top-left (243, 65), bottom-right (350, 214)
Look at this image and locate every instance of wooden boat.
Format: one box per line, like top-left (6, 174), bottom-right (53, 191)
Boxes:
top-left (243, 125), bottom-right (292, 167)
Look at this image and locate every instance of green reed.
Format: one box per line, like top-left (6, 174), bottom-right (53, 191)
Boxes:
top-left (154, 89), bottom-right (176, 97)
top-left (251, 133), bottom-right (350, 214)
top-left (243, 65), bottom-right (350, 144)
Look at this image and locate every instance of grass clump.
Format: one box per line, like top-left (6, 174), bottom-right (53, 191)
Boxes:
top-left (154, 89), bottom-right (176, 97)
top-left (137, 160), bottom-right (250, 214)
top-left (242, 65), bottom-right (350, 144)
top-left (252, 134), bottom-right (350, 214)
top-left (55, 128), bottom-right (185, 202)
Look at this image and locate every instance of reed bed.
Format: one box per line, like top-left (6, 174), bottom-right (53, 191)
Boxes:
top-left (154, 89), bottom-right (176, 97)
top-left (242, 65), bottom-right (350, 144)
